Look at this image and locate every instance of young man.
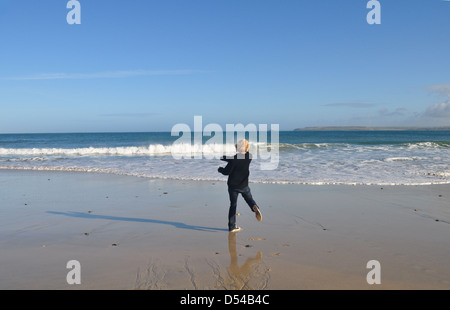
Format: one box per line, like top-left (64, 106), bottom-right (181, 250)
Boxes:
top-left (218, 139), bottom-right (262, 232)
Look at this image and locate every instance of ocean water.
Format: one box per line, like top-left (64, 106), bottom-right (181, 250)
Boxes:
top-left (1, 131), bottom-right (450, 185)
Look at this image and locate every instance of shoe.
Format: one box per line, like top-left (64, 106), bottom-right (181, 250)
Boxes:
top-left (253, 205), bottom-right (262, 222)
top-left (229, 226), bottom-right (242, 233)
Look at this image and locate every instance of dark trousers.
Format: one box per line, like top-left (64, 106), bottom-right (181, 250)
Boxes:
top-left (228, 186), bottom-right (257, 230)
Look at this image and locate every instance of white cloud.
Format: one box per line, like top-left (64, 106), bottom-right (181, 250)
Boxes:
top-left (423, 101), bottom-right (450, 118)
top-left (420, 83), bottom-right (450, 119)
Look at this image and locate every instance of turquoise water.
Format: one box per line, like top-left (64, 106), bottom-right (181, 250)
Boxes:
top-left (1, 131), bottom-right (450, 185)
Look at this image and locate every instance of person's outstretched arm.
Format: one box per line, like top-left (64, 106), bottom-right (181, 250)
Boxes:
top-left (220, 155), bottom-right (233, 162)
top-left (218, 159), bottom-right (235, 175)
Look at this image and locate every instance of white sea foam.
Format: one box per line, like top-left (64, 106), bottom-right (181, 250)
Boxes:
top-left (0, 143), bottom-right (239, 157)
top-left (0, 141), bottom-right (445, 157)
top-left (1, 136), bottom-right (450, 185)
top-left (1, 164), bottom-right (449, 186)
top-left (383, 156), bottom-right (422, 162)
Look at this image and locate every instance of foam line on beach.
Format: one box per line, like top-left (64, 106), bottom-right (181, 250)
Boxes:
top-left (1, 166), bottom-right (450, 186)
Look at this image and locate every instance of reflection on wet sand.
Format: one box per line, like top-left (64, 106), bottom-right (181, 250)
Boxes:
top-left (134, 233), bottom-right (269, 290)
top-left (226, 232), bottom-right (268, 290)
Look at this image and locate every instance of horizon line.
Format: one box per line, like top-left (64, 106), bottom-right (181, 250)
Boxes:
top-left (2, 126), bottom-right (450, 135)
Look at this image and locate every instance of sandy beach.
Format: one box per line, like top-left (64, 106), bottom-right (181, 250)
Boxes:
top-left (0, 169), bottom-right (449, 290)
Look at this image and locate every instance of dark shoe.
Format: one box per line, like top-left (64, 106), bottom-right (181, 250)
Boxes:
top-left (252, 205), bottom-right (262, 221)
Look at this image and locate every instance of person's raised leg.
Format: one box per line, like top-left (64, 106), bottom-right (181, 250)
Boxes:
top-left (241, 186), bottom-right (262, 222)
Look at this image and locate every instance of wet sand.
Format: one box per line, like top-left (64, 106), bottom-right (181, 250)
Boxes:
top-left (0, 169), bottom-right (449, 290)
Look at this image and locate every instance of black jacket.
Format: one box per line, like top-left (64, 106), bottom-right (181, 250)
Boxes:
top-left (218, 152), bottom-right (252, 189)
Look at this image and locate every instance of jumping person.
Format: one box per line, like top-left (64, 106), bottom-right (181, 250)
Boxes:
top-left (218, 139), bottom-right (262, 232)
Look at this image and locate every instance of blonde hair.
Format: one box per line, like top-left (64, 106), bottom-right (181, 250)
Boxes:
top-left (237, 139), bottom-right (250, 154)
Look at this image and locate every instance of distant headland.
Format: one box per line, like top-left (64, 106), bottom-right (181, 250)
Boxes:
top-left (293, 126), bottom-right (450, 131)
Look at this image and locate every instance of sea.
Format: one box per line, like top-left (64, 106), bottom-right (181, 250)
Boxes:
top-left (1, 130), bottom-right (450, 186)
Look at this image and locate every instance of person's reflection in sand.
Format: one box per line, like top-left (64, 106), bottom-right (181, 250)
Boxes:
top-left (227, 232), bottom-right (264, 290)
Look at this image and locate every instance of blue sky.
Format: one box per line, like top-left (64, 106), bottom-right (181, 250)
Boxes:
top-left (0, 0), bottom-right (449, 133)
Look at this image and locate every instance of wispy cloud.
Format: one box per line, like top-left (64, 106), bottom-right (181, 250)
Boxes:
top-left (425, 83), bottom-right (450, 97)
top-left (421, 83), bottom-right (450, 118)
top-left (379, 107), bottom-right (407, 117)
top-left (323, 102), bottom-right (376, 108)
top-left (98, 112), bottom-right (158, 118)
top-left (3, 70), bottom-right (203, 81)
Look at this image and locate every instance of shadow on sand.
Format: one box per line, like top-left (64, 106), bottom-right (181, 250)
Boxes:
top-left (46, 211), bottom-right (228, 232)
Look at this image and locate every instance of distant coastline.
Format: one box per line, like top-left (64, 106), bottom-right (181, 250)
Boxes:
top-left (294, 126), bottom-right (450, 131)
